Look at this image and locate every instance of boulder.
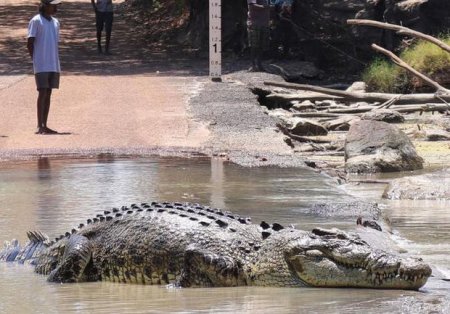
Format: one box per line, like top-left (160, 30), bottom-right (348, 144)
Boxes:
top-left (281, 117), bottom-right (328, 136)
top-left (345, 120), bottom-right (424, 173)
top-left (383, 168), bottom-right (450, 200)
top-left (361, 109), bottom-right (405, 123)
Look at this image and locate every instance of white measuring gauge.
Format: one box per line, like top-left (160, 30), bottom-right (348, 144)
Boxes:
top-left (209, 0), bottom-right (221, 81)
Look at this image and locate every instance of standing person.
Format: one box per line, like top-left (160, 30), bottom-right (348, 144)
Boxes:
top-left (91, 0), bottom-right (114, 54)
top-left (272, 0), bottom-right (293, 58)
top-left (27, 0), bottom-right (62, 135)
top-left (247, 0), bottom-right (271, 72)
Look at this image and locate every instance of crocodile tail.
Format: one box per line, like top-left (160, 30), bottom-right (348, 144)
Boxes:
top-left (0, 231), bottom-right (50, 264)
top-left (0, 239), bottom-right (20, 262)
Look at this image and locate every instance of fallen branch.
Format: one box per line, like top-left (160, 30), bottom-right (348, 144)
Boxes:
top-left (292, 112), bottom-right (341, 118)
top-left (347, 179), bottom-right (390, 184)
top-left (347, 19), bottom-right (450, 54)
top-left (327, 107), bottom-right (376, 114)
top-left (266, 93), bottom-right (342, 103)
top-left (378, 95), bottom-right (402, 109)
top-left (390, 103), bottom-right (450, 113)
top-left (264, 81), bottom-right (450, 104)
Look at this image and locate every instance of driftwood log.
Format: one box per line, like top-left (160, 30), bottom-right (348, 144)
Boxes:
top-left (264, 81), bottom-right (450, 105)
top-left (288, 103), bottom-right (448, 117)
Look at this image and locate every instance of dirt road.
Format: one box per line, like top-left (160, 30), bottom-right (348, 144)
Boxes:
top-left (0, 0), bottom-right (210, 159)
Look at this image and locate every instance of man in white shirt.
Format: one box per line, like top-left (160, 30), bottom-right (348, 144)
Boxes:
top-left (91, 0), bottom-right (114, 54)
top-left (27, 0), bottom-right (62, 135)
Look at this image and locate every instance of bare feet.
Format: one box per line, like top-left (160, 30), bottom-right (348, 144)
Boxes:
top-left (43, 126), bottom-right (58, 134)
top-left (35, 127), bottom-right (58, 135)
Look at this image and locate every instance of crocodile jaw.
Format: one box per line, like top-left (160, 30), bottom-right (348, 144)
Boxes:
top-left (285, 232), bottom-right (432, 290)
top-left (289, 251), bottom-right (431, 289)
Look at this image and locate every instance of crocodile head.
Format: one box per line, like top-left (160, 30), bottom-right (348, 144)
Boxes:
top-left (284, 228), bottom-right (431, 290)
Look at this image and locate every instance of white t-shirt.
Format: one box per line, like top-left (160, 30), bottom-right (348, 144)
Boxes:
top-left (28, 14), bottom-right (61, 74)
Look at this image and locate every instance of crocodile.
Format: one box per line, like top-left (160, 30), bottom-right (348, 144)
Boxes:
top-left (0, 201), bottom-right (431, 290)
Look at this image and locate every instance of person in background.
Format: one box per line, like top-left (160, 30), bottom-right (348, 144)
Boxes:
top-left (247, 0), bottom-right (271, 72)
top-left (91, 0), bottom-right (114, 54)
top-left (272, 0), bottom-right (294, 58)
top-left (27, 0), bottom-right (62, 135)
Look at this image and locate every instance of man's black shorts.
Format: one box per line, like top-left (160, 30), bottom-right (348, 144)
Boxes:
top-left (35, 72), bottom-right (60, 90)
top-left (95, 11), bottom-right (113, 33)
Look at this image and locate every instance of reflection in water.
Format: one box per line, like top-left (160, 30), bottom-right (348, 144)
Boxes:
top-left (210, 158), bottom-right (226, 209)
top-left (0, 157), bottom-right (449, 313)
top-left (97, 153), bottom-right (115, 164)
top-left (37, 157), bottom-right (51, 180)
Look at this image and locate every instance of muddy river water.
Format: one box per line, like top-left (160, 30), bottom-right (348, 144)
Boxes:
top-left (0, 157), bottom-right (449, 313)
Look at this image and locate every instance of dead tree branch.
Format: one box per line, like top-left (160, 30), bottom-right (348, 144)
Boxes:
top-left (347, 19), bottom-right (450, 54)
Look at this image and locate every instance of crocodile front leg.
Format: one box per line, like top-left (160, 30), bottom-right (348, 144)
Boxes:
top-left (178, 247), bottom-right (246, 287)
top-left (47, 235), bottom-right (94, 283)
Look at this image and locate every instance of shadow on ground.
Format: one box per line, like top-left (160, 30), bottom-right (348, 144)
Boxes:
top-left (0, 1), bottom-right (213, 76)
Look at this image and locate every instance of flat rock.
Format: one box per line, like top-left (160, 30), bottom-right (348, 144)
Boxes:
top-left (383, 168), bottom-right (450, 200)
top-left (361, 109), bottom-right (405, 123)
top-left (425, 129), bottom-right (450, 141)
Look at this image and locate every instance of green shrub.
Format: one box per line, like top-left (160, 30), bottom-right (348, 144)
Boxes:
top-left (402, 37), bottom-right (450, 74)
top-left (362, 58), bottom-right (402, 93)
top-left (363, 35), bottom-right (450, 93)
